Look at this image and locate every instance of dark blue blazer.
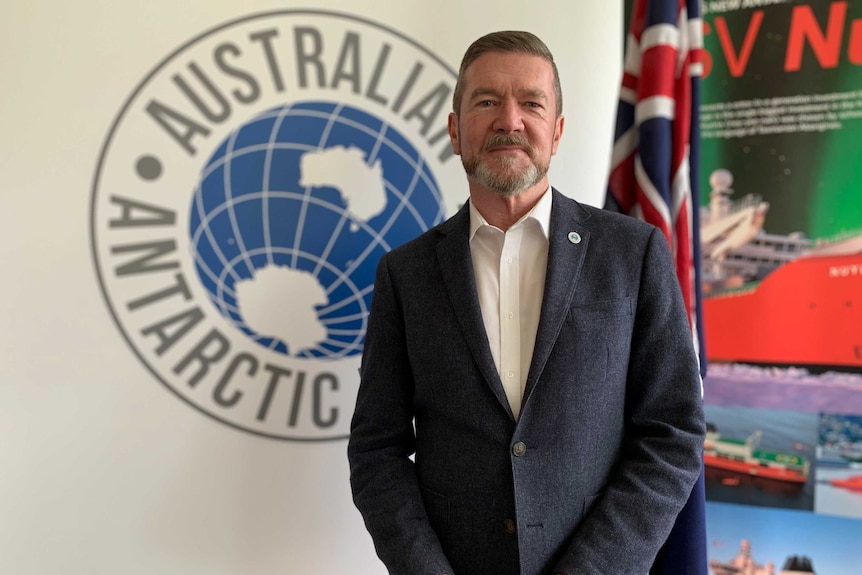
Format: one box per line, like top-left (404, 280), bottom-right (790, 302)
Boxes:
top-left (348, 189), bottom-right (705, 575)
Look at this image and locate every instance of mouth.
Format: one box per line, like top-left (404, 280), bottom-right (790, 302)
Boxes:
top-left (486, 145), bottom-right (528, 155)
top-left (483, 135), bottom-right (532, 156)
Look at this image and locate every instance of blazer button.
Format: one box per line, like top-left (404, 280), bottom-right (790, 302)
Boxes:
top-left (504, 518), bottom-right (516, 534)
top-left (512, 441), bottom-right (527, 457)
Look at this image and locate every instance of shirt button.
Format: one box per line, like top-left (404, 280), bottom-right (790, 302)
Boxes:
top-left (506, 256), bottom-right (513, 264)
top-left (512, 441), bottom-right (527, 457)
top-left (506, 311), bottom-right (514, 319)
top-left (504, 518), bottom-right (516, 534)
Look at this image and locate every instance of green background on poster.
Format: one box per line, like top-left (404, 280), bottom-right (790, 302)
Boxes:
top-left (699, 0), bottom-right (862, 238)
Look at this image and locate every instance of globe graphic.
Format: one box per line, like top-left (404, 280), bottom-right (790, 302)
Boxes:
top-left (189, 101), bottom-right (446, 359)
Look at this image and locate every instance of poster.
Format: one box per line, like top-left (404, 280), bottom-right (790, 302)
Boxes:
top-left (696, 0), bottom-right (862, 571)
top-left (699, 0), bottom-right (862, 375)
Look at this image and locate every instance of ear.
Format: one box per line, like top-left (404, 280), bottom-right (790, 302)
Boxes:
top-left (448, 112), bottom-right (461, 156)
top-left (551, 115), bottom-right (564, 155)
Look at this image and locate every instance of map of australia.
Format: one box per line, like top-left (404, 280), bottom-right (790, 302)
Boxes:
top-left (234, 145), bottom-right (387, 355)
top-left (300, 145), bottom-right (387, 232)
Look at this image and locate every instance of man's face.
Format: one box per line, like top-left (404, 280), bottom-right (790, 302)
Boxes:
top-left (448, 51), bottom-right (564, 198)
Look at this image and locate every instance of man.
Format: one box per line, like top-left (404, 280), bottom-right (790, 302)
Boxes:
top-left (348, 30), bottom-right (705, 575)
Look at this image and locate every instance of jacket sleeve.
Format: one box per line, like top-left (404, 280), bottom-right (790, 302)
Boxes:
top-left (347, 253), bottom-right (454, 575)
top-left (553, 226), bottom-right (706, 575)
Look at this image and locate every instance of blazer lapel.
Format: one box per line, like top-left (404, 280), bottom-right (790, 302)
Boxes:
top-left (436, 205), bottom-right (514, 419)
top-left (523, 189), bottom-right (591, 406)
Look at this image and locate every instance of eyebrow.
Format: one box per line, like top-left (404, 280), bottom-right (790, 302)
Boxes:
top-left (469, 87), bottom-right (549, 102)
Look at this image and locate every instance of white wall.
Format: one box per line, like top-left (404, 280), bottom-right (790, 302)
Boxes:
top-left (0, 2), bottom-right (622, 573)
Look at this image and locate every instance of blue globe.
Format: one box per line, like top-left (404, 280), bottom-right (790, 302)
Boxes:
top-left (189, 101), bottom-right (446, 359)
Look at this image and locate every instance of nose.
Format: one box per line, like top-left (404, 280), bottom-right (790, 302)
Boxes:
top-left (492, 99), bottom-right (525, 133)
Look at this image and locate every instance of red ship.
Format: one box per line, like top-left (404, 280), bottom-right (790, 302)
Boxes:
top-left (830, 475), bottom-right (862, 493)
top-left (704, 424), bottom-right (809, 484)
top-left (700, 170), bottom-right (862, 370)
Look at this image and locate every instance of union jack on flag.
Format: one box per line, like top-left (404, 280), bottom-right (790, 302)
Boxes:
top-left (606, 0), bottom-right (706, 372)
top-left (605, 1), bottom-right (708, 574)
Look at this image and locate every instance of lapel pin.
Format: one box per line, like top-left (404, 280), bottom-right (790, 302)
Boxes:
top-left (567, 231), bottom-right (581, 244)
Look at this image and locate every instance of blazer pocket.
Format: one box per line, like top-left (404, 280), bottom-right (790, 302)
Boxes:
top-left (420, 484), bottom-right (450, 545)
top-left (566, 296), bottom-right (632, 325)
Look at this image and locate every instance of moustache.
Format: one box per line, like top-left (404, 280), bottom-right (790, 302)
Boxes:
top-left (482, 134), bottom-right (534, 155)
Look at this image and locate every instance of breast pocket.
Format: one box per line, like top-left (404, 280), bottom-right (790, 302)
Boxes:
top-left (566, 296), bottom-right (633, 327)
top-left (562, 297), bottom-right (634, 387)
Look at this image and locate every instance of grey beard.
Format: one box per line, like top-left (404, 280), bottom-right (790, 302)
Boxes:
top-left (468, 156), bottom-right (543, 198)
top-left (461, 133), bottom-right (548, 198)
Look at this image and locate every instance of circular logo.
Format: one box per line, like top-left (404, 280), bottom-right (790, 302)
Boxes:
top-left (90, 11), bottom-right (463, 440)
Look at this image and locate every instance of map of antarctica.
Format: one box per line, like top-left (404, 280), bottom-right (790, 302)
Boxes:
top-left (234, 146), bottom-right (387, 355)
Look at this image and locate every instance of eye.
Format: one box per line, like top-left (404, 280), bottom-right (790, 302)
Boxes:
top-left (525, 102), bottom-right (541, 109)
top-left (479, 100), bottom-right (495, 107)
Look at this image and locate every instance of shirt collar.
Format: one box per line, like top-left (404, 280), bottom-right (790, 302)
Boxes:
top-left (469, 186), bottom-right (553, 240)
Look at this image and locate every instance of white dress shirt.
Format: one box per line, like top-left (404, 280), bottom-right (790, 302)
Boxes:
top-left (468, 188), bottom-right (551, 420)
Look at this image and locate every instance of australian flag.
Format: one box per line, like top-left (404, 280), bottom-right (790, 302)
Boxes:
top-left (605, 0), bottom-right (708, 574)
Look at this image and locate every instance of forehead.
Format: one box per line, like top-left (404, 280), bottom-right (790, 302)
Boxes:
top-left (462, 51), bottom-right (555, 93)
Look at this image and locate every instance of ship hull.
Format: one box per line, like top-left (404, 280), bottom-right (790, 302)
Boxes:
top-left (704, 252), bottom-right (862, 368)
top-left (704, 453), bottom-right (807, 483)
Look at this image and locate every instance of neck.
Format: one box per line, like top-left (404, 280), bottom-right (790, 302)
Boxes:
top-left (469, 180), bottom-right (548, 231)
